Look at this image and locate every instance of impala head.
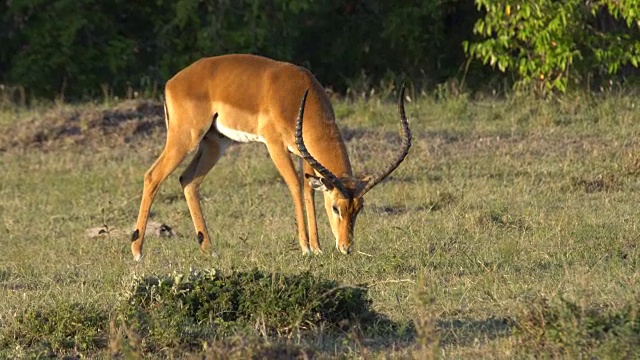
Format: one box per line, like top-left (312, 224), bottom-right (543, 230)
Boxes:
top-left (305, 173), bottom-right (364, 254)
top-left (295, 86), bottom-right (412, 254)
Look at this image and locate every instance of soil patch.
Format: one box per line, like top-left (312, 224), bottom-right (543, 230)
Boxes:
top-left (0, 100), bottom-right (164, 152)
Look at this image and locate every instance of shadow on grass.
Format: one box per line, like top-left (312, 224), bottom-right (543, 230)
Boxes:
top-left (307, 315), bottom-right (513, 355)
top-left (437, 316), bottom-right (512, 347)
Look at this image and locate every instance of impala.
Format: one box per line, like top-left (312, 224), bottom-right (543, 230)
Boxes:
top-left (130, 54), bottom-right (411, 261)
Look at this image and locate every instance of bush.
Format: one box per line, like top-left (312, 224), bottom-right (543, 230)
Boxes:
top-left (515, 295), bottom-right (640, 357)
top-left (118, 268), bottom-right (378, 350)
top-left (0, 269), bottom-right (390, 356)
top-left (0, 302), bottom-right (108, 357)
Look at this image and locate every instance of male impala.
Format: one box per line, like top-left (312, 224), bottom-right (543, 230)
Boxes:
top-left (131, 54), bottom-right (411, 261)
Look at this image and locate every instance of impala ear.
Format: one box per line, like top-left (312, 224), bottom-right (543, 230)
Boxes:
top-left (305, 173), bottom-right (334, 192)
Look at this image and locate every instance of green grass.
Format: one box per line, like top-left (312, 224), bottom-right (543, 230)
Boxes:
top-left (0, 93), bottom-right (639, 358)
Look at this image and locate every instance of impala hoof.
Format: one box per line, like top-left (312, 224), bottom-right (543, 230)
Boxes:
top-left (310, 248), bottom-right (323, 255)
top-left (337, 245), bottom-right (352, 255)
top-left (133, 253), bottom-right (143, 262)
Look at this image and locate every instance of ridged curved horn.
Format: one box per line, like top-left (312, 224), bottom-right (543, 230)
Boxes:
top-left (356, 84), bottom-right (412, 198)
top-left (295, 89), bottom-right (349, 198)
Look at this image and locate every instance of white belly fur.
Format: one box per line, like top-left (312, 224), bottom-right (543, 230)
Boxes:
top-left (215, 122), bottom-right (265, 143)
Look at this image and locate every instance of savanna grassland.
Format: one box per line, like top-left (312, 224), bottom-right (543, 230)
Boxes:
top-left (0, 92), bottom-right (639, 358)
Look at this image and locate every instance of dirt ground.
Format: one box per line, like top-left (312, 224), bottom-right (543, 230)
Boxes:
top-left (0, 100), bottom-right (165, 152)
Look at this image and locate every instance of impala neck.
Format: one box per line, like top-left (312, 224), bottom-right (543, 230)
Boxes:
top-left (303, 93), bottom-right (353, 179)
top-left (311, 134), bottom-right (353, 180)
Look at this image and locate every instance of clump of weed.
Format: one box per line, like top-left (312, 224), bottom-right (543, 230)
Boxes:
top-left (118, 269), bottom-right (377, 351)
top-left (426, 190), bottom-right (456, 211)
top-left (0, 268), bottom-right (11, 282)
top-left (477, 205), bottom-right (531, 231)
top-left (572, 174), bottom-right (620, 193)
top-left (413, 283), bottom-right (440, 359)
top-left (0, 302), bottom-right (108, 357)
top-left (621, 149), bottom-right (640, 175)
top-left (515, 295), bottom-right (640, 358)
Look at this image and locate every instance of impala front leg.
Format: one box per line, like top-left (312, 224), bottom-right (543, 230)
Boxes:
top-left (303, 161), bottom-right (321, 254)
top-left (265, 140), bottom-right (310, 254)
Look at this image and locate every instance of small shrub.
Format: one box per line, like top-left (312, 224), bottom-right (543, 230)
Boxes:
top-left (0, 302), bottom-right (108, 356)
top-left (515, 295), bottom-right (640, 357)
top-left (118, 269), bottom-right (377, 351)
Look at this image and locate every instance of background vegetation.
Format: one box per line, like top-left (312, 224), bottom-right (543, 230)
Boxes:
top-left (1, 93), bottom-right (639, 357)
top-left (1, 0), bottom-right (640, 358)
top-left (1, 0), bottom-right (639, 100)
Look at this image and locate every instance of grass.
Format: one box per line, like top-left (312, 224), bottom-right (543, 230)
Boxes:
top-left (0, 92), bottom-right (639, 358)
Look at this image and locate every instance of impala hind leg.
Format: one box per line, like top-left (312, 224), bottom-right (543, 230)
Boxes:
top-left (302, 161), bottom-right (321, 254)
top-left (131, 137), bottom-right (191, 261)
top-left (265, 141), bottom-right (310, 253)
top-left (179, 132), bottom-right (231, 254)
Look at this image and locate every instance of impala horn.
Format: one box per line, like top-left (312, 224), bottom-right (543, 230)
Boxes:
top-left (356, 84), bottom-right (412, 198)
top-left (295, 89), bottom-right (350, 198)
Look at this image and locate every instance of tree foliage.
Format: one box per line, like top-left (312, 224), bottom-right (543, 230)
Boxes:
top-left (0, 0), bottom-right (638, 99)
top-left (0, 0), bottom-right (474, 100)
top-left (465, 0), bottom-right (640, 94)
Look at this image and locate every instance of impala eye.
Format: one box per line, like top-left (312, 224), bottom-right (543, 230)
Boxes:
top-left (332, 205), bottom-right (340, 214)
